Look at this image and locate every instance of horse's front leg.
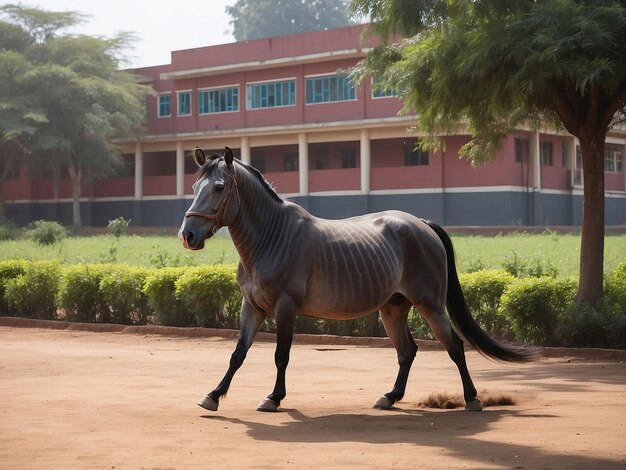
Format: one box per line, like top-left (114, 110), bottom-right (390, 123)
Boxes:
top-left (257, 296), bottom-right (297, 412)
top-left (198, 300), bottom-right (265, 411)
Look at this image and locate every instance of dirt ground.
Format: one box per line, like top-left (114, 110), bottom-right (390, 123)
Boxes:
top-left (1, 325), bottom-right (625, 469)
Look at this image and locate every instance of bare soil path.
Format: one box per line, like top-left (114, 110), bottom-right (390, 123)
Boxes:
top-left (1, 326), bottom-right (625, 469)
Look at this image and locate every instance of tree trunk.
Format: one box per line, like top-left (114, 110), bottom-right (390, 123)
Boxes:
top-left (0, 145), bottom-right (17, 221)
top-left (577, 136), bottom-right (605, 305)
top-left (67, 163), bottom-right (82, 228)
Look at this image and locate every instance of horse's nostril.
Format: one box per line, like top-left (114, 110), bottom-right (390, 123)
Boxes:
top-left (185, 230), bottom-right (195, 245)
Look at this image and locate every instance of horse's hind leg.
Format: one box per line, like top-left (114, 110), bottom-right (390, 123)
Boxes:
top-left (421, 308), bottom-right (482, 411)
top-left (198, 300), bottom-right (265, 411)
top-left (374, 300), bottom-right (417, 410)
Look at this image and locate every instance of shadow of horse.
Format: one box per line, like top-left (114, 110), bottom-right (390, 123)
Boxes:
top-left (203, 408), bottom-right (548, 444)
top-left (202, 409), bottom-right (623, 468)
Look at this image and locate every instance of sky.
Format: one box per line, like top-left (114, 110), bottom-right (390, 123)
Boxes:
top-left (31, 0), bottom-right (236, 68)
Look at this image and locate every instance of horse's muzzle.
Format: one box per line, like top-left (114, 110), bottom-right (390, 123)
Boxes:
top-left (178, 225), bottom-right (206, 251)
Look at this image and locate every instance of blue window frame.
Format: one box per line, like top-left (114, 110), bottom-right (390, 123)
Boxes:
top-left (177, 91), bottom-right (191, 116)
top-left (305, 75), bottom-right (356, 104)
top-left (198, 87), bottom-right (239, 114)
top-left (246, 80), bottom-right (296, 109)
top-left (158, 94), bottom-right (171, 117)
top-left (372, 80), bottom-right (398, 98)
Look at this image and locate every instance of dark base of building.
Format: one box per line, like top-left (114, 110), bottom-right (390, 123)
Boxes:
top-left (6, 191), bottom-right (626, 228)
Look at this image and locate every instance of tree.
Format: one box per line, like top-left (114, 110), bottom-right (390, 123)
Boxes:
top-left (227, 0), bottom-right (354, 41)
top-left (0, 4), bottom-right (153, 227)
top-left (0, 21), bottom-right (47, 219)
top-left (352, 0), bottom-right (626, 305)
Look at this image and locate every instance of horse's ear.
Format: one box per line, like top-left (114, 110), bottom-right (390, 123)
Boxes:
top-left (192, 146), bottom-right (207, 167)
top-left (224, 146), bottom-right (234, 167)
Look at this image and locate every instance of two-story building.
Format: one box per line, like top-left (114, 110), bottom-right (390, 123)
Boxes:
top-left (5, 24), bottom-right (626, 227)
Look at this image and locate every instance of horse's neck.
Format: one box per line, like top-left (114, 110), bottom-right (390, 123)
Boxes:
top-left (228, 170), bottom-right (289, 271)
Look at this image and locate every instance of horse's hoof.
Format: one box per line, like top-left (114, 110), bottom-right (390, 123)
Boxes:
top-left (373, 396), bottom-right (395, 410)
top-left (256, 398), bottom-right (280, 412)
top-left (464, 399), bottom-right (483, 412)
top-left (198, 394), bottom-right (219, 411)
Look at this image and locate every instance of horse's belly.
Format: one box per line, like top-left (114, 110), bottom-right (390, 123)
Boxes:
top-left (300, 272), bottom-right (397, 318)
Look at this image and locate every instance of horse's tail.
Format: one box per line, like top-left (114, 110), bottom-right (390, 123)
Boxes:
top-left (425, 220), bottom-right (536, 362)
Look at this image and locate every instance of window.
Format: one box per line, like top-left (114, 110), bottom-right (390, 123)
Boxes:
top-left (604, 144), bottom-right (623, 173)
top-left (177, 91), bottom-right (191, 116)
top-left (251, 149), bottom-right (266, 173)
top-left (404, 146), bottom-right (429, 166)
top-left (306, 74), bottom-right (356, 104)
top-left (372, 79), bottom-right (398, 98)
top-left (283, 153), bottom-right (298, 172)
top-left (540, 141), bottom-right (553, 166)
top-left (247, 80), bottom-right (296, 109)
top-left (515, 138), bottom-right (528, 162)
top-left (198, 87), bottom-right (239, 114)
top-left (158, 94), bottom-right (171, 117)
top-left (315, 156), bottom-right (329, 170)
top-left (341, 148), bottom-right (357, 168)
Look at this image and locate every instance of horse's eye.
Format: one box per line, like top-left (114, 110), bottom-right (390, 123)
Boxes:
top-left (215, 182), bottom-right (225, 192)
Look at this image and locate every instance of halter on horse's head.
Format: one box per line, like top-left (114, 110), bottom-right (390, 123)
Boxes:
top-left (178, 146), bottom-right (239, 250)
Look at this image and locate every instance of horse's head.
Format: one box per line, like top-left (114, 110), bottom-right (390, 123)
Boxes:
top-left (178, 146), bottom-right (238, 250)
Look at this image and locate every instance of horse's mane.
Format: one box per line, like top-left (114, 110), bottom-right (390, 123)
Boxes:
top-left (238, 159), bottom-right (283, 204)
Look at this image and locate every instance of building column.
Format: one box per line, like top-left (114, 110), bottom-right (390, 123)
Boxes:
top-left (176, 141), bottom-right (185, 198)
top-left (298, 132), bottom-right (309, 195)
top-left (623, 140), bottom-right (626, 193)
top-left (360, 129), bottom-right (371, 194)
top-left (527, 130), bottom-right (543, 225)
top-left (567, 135), bottom-right (576, 188)
top-left (240, 136), bottom-right (251, 165)
top-left (530, 130), bottom-right (541, 190)
top-left (134, 141), bottom-right (143, 200)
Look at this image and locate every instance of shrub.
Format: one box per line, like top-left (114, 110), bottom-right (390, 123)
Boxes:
top-left (57, 264), bottom-right (112, 323)
top-left (502, 250), bottom-right (558, 278)
top-left (0, 260), bottom-right (28, 315)
top-left (107, 217), bottom-right (131, 238)
top-left (408, 308), bottom-right (434, 339)
top-left (556, 301), bottom-right (605, 348)
top-left (0, 219), bottom-right (17, 241)
top-left (4, 260), bottom-right (60, 319)
top-left (99, 266), bottom-right (150, 325)
top-left (499, 276), bottom-right (577, 345)
top-left (175, 264), bottom-right (241, 328)
top-left (24, 220), bottom-right (68, 245)
top-left (459, 269), bottom-right (515, 339)
top-left (604, 261), bottom-right (626, 316)
top-left (143, 267), bottom-right (195, 326)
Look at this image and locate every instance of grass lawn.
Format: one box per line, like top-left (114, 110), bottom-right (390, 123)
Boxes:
top-left (0, 230), bottom-right (624, 276)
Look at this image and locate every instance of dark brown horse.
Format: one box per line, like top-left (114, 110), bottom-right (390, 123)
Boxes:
top-left (179, 147), bottom-right (532, 413)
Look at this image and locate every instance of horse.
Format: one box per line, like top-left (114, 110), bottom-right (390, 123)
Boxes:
top-left (179, 146), bottom-right (533, 413)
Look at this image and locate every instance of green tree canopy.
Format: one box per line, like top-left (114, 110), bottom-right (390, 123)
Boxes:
top-left (0, 4), bottom-right (153, 227)
top-left (352, 0), bottom-right (626, 304)
top-left (227, 0), bottom-right (354, 41)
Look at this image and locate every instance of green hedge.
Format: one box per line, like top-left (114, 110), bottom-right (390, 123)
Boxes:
top-left (4, 260), bottom-right (61, 319)
top-left (0, 260), bottom-right (28, 316)
top-left (459, 269), bottom-right (515, 339)
top-left (174, 264), bottom-right (241, 328)
top-left (57, 264), bottom-right (112, 323)
top-left (99, 266), bottom-right (151, 325)
top-left (499, 276), bottom-right (577, 345)
top-left (0, 260), bottom-right (624, 349)
top-left (143, 267), bottom-right (195, 326)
